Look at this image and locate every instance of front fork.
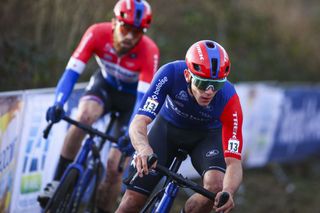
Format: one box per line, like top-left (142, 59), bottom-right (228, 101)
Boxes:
top-left (154, 182), bottom-right (179, 213)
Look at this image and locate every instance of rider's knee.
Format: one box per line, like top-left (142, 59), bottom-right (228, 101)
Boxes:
top-left (202, 170), bottom-right (224, 193)
top-left (77, 110), bottom-right (99, 125)
top-left (203, 178), bottom-right (223, 194)
top-left (117, 190), bottom-right (146, 212)
top-left (77, 101), bottom-right (103, 125)
top-left (105, 158), bottom-right (122, 182)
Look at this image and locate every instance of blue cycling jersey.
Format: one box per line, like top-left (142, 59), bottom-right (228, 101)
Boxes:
top-left (137, 60), bottom-right (238, 130)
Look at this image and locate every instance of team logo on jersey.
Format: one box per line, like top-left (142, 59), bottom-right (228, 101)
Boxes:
top-left (206, 149), bottom-right (220, 157)
top-left (175, 90), bottom-right (188, 101)
top-left (227, 112), bottom-right (240, 153)
top-left (152, 77), bottom-right (168, 100)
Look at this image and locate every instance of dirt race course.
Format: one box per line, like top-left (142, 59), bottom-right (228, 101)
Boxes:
top-left (158, 157), bottom-right (320, 213)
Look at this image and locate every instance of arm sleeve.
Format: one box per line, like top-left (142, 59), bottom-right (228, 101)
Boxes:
top-left (54, 68), bottom-right (80, 105)
top-left (127, 41), bottom-right (160, 123)
top-left (136, 63), bottom-right (173, 120)
top-left (54, 24), bottom-right (98, 105)
top-left (220, 94), bottom-right (244, 160)
top-left (137, 41), bottom-right (160, 85)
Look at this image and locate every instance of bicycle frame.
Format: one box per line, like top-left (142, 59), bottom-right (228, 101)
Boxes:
top-left (67, 113), bottom-right (119, 212)
top-left (141, 150), bottom-right (187, 213)
top-left (43, 112), bottom-right (119, 212)
top-left (152, 181), bottom-right (179, 213)
top-left (133, 151), bottom-right (229, 213)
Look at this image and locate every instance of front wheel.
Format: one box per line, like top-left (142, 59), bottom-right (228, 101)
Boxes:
top-left (44, 168), bottom-right (79, 213)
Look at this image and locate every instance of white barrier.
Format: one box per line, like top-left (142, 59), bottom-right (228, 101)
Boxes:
top-left (1, 82), bottom-right (320, 212)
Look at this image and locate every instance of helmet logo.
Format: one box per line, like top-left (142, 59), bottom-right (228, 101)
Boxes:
top-left (196, 44), bottom-right (204, 61)
top-left (126, 0), bottom-right (131, 9)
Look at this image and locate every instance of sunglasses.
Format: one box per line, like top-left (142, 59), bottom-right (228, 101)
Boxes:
top-left (117, 20), bottom-right (146, 36)
top-left (188, 70), bottom-right (227, 91)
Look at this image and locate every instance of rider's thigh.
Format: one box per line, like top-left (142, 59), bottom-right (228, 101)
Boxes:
top-left (116, 190), bottom-right (148, 213)
top-left (203, 169), bottom-right (224, 193)
top-left (76, 99), bottom-right (104, 125)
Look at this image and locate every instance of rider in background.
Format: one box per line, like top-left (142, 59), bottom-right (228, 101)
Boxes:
top-left (38, 0), bottom-right (159, 212)
top-left (115, 40), bottom-right (243, 213)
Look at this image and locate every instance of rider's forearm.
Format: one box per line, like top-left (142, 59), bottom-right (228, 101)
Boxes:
top-left (54, 69), bottom-right (80, 105)
top-left (222, 158), bottom-right (243, 196)
top-left (129, 115), bottom-right (152, 153)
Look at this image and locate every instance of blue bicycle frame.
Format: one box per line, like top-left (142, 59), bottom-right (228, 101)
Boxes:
top-left (42, 113), bottom-right (118, 212)
top-left (125, 151), bottom-right (229, 213)
top-left (153, 181), bottom-right (179, 213)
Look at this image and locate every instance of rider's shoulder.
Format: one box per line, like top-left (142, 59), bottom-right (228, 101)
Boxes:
top-left (161, 60), bottom-right (186, 70)
top-left (155, 60), bottom-right (186, 78)
top-left (165, 60), bottom-right (187, 75)
top-left (85, 22), bottom-right (112, 35)
top-left (218, 81), bottom-right (238, 99)
top-left (139, 35), bottom-right (159, 53)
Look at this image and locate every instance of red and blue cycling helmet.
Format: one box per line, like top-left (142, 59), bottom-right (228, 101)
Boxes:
top-left (114, 0), bottom-right (152, 29)
top-left (185, 40), bottom-right (231, 91)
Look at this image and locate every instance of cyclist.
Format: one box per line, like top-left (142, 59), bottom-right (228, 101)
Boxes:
top-left (37, 0), bottom-right (159, 212)
top-left (115, 40), bottom-right (243, 213)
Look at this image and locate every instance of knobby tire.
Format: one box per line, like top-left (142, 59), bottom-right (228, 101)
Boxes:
top-left (44, 169), bottom-right (79, 213)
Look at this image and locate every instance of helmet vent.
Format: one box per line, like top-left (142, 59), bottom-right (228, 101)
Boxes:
top-left (225, 66), bottom-right (230, 73)
top-left (211, 58), bottom-right (217, 76)
top-left (206, 41), bottom-right (215, 49)
top-left (192, 63), bottom-right (201, 72)
top-left (120, 12), bottom-right (126, 18)
top-left (136, 10), bottom-right (142, 20)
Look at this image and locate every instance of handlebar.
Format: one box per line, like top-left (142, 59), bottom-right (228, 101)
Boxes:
top-left (43, 115), bottom-right (118, 143)
top-left (124, 154), bottom-right (229, 208)
top-left (123, 154), bottom-right (158, 185)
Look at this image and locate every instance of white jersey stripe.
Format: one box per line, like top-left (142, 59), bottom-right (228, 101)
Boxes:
top-left (137, 80), bottom-right (150, 93)
top-left (66, 57), bottom-right (86, 74)
top-left (96, 56), bottom-right (139, 83)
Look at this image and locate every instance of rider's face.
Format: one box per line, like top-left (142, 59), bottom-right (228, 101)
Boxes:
top-left (184, 70), bottom-right (218, 106)
top-left (112, 19), bottom-right (144, 55)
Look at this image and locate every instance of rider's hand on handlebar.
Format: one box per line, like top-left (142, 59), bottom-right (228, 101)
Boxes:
top-left (46, 104), bottom-right (65, 123)
top-left (214, 191), bottom-right (233, 213)
top-left (134, 146), bottom-right (155, 177)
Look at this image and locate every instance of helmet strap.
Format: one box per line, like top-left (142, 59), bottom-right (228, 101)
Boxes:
top-left (187, 81), bottom-right (194, 96)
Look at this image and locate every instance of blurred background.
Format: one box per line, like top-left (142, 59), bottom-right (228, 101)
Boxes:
top-left (1, 0), bottom-right (320, 212)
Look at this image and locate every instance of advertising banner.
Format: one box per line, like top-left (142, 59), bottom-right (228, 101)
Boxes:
top-left (1, 82), bottom-right (320, 212)
top-left (9, 92), bottom-right (67, 213)
top-left (236, 83), bottom-right (284, 168)
top-left (0, 95), bottom-right (24, 213)
top-left (270, 86), bottom-right (320, 163)
top-left (9, 87), bottom-right (112, 213)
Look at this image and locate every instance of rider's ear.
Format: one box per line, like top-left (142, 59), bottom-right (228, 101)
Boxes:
top-left (112, 18), bottom-right (116, 30)
top-left (184, 69), bottom-right (191, 83)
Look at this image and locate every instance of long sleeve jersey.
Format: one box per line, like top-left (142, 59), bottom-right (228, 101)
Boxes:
top-left (137, 60), bottom-right (243, 160)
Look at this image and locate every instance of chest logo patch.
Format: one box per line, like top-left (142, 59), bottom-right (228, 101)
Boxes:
top-left (175, 90), bottom-right (188, 101)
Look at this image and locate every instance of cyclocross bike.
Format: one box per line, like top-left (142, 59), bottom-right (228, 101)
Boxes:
top-left (39, 112), bottom-right (120, 213)
top-left (124, 150), bottom-right (229, 213)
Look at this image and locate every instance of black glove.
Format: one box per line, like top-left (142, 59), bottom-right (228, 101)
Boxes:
top-left (46, 104), bottom-right (65, 123)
